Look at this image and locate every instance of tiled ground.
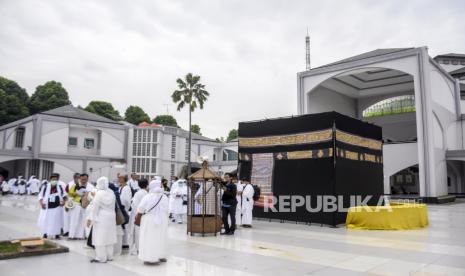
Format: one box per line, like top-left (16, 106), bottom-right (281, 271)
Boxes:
top-left (1, 195), bottom-right (465, 276)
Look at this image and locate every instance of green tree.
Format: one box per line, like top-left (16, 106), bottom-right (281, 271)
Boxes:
top-left (171, 73), bottom-right (210, 174)
top-left (153, 115), bottom-right (178, 127)
top-left (0, 76), bottom-right (30, 125)
top-left (125, 105), bottom-right (151, 125)
top-left (215, 137), bottom-right (225, 143)
top-left (29, 81), bottom-right (71, 113)
top-left (0, 76), bottom-right (29, 102)
top-left (227, 129), bottom-right (238, 142)
top-left (191, 124), bottom-right (201, 135)
top-left (85, 101), bottom-right (122, 121)
top-left (0, 91), bottom-right (30, 125)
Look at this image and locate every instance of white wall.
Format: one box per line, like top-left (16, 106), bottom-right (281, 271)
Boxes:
top-left (100, 128), bottom-right (125, 158)
top-left (383, 142), bottom-right (419, 194)
top-left (40, 121), bottom-right (69, 154)
top-left (67, 126), bottom-right (99, 155)
top-left (430, 69), bottom-right (456, 114)
top-left (307, 86), bottom-right (356, 117)
top-left (3, 121), bottom-right (34, 150)
top-left (364, 112), bottom-right (417, 142)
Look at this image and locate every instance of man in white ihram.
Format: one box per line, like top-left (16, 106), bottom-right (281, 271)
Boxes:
top-left (170, 179), bottom-right (187, 224)
top-left (27, 176), bottom-right (41, 195)
top-left (128, 178), bottom-right (149, 255)
top-left (235, 179), bottom-right (245, 227)
top-left (240, 179), bottom-right (255, 228)
top-left (128, 173), bottom-right (140, 191)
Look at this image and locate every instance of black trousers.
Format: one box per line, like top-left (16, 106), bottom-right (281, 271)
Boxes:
top-left (222, 205), bottom-right (236, 233)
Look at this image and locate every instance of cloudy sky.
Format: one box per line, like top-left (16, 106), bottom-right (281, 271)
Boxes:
top-left (1, 0), bottom-right (464, 138)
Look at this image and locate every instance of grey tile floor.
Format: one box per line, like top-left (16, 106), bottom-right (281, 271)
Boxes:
top-left (1, 195), bottom-right (465, 276)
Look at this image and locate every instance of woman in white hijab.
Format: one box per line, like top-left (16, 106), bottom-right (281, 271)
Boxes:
top-left (137, 180), bottom-right (169, 265)
top-left (87, 177), bottom-right (117, 263)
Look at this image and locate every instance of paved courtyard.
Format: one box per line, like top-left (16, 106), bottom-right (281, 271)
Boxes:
top-left (1, 195), bottom-right (465, 276)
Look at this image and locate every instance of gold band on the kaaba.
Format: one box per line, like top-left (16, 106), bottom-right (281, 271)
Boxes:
top-left (335, 130), bottom-right (382, 151)
top-left (274, 148), bottom-right (333, 160)
top-left (238, 129), bottom-right (333, 148)
top-left (336, 147), bottom-right (383, 164)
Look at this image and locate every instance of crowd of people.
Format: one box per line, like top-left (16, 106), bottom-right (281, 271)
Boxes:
top-left (0, 171), bottom-right (257, 265)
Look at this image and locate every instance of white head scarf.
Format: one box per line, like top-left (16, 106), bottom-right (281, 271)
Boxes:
top-left (149, 179), bottom-right (163, 193)
top-left (96, 177), bottom-right (109, 190)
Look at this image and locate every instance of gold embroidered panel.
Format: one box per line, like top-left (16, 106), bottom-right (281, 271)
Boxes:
top-left (274, 148), bottom-right (333, 160)
top-left (336, 148), bottom-right (383, 164)
top-left (335, 130), bottom-right (382, 151)
top-left (239, 129), bottom-right (333, 148)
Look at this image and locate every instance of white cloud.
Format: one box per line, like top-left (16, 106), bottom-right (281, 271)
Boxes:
top-left (0, 0), bottom-right (464, 138)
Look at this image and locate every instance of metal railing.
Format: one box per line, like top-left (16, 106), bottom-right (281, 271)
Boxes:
top-left (363, 95), bottom-right (415, 118)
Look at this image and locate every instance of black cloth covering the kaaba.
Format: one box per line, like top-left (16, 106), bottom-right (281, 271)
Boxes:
top-left (238, 111), bottom-right (383, 226)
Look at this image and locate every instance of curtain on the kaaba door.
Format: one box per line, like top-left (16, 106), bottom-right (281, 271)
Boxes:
top-left (264, 158), bottom-right (335, 225)
top-left (238, 161), bottom-right (252, 181)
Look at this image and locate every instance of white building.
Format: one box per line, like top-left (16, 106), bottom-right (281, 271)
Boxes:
top-left (128, 123), bottom-right (238, 179)
top-left (297, 47), bottom-right (465, 202)
top-left (0, 105), bottom-right (128, 182)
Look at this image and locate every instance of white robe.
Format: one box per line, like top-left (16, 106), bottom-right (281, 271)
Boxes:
top-left (128, 179), bottom-right (139, 191)
top-left (235, 183), bottom-right (244, 225)
top-left (90, 189), bottom-right (117, 246)
top-left (1, 181), bottom-right (10, 193)
top-left (241, 184), bottom-right (255, 225)
top-left (137, 192), bottom-right (169, 262)
top-left (170, 182), bottom-right (187, 215)
top-left (37, 183), bottom-right (64, 236)
top-left (119, 185), bottom-right (132, 245)
top-left (128, 189), bottom-right (147, 253)
top-left (9, 178), bottom-right (17, 194)
top-left (68, 183), bottom-right (89, 239)
top-left (168, 181), bottom-right (178, 213)
top-left (27, 177), bottom-right (41, 194)
top-left (18, 178), bottom-right (26, 195)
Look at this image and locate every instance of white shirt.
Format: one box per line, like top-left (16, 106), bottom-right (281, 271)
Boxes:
top-left (128, 179), bottom-right (140, 191)
top-left (119, 185), bottom-right (132, 211)
top-left (131, 189), bottom-right (148, 212)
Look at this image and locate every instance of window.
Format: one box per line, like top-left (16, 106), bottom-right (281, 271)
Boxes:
top-left (170, 163), bottom-right (175, 176)
top-left (185, 143), bottom-right (189, 161)
top-left (133, 129), bottom-right (137, 141)
top-left (136, 158), bottom-right (141, 173)
top-left (171, 135), bottom-right (176, 159)
top-left (84, 138), bottom-right (95, 149)
top-left (152, 143), bottom-right (157, 156)
top-left (141, 159), bottom-right (146, 173)
top-left (68, 137), bottom-right (78, 147)
top-left (151, 158), bottom-right (157, 173)
top-left (152, 130), bottom-right (157, 142)
top-left (14, 127), bottom-right (25, 148)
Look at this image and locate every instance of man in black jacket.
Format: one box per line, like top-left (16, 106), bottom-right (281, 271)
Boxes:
top-left (221, 173), bottom-right (237, 235)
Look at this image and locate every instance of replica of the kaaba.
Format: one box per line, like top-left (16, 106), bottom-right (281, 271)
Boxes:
top-left (238, 111), bottom-right (384, 226)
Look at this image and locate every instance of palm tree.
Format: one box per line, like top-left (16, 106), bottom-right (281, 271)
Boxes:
top-left (172, 73), bottom-right (210, 176)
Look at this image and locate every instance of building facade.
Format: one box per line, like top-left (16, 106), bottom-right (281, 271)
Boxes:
top-left (297, 47), bottom-right (465, 201)
top-left (0, 105), bottom-right (239, 182)
top-left (127, 123), bottom-right (237, 179)
top-left (0, 105), bottom-right (128, 182)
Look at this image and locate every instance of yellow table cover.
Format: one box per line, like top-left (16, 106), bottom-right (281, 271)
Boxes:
top-left (346, 203), bottom-right (429, 230)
